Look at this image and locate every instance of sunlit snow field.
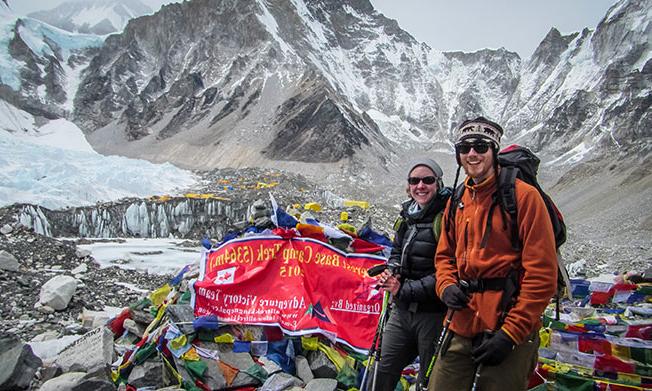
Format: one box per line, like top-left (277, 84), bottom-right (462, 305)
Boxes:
top-left (77, 238), bottom-right (203, 275)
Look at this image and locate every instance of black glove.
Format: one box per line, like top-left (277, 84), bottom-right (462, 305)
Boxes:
top-left (471, 329), bottom-right (515, 366)
top-left (441, 284), bottom-right (469, 309)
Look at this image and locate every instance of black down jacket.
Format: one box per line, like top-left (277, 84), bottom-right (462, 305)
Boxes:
top-left (389, 187), bottom-right (451, 312)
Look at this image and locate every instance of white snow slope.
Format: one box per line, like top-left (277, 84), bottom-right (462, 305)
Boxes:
top-left (0, 101), bottom-right (198, 210)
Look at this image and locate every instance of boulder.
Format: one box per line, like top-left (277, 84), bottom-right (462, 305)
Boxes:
top-left (0, 335), bottom-right (43, 390)
top-left (71, 263), bottom-right (88, 274)
top-left (71, 378), bottom-right (116, 391)
top-left (122, 319), bottom-right (145, 338)
top-left (260, 372), bottom-right (304, 391)
top-left (54, 327), bottom-right (114, 372)
top-left (39, 372), bottom-right (86, 391)
top-left (305, 378), bottom-right (338, 391)
top-left (75, 249), bottom-right (91, 258)
top-left (0, 250), bottom-right (19, 272)
top-left (307, 350), bottom-right (337, 378)
top-left (0, 224), bottom-right (12, 234)
top-left (295, 355), bottom-right (314, 383)
top-left (127, 359), bottom-right (165, 389)
top-left (166, 305), bottom-right (195, 334)
top-left (202, 359), bottom-right (227, 390)
top-left (39, 275), bottom-right (78, 310)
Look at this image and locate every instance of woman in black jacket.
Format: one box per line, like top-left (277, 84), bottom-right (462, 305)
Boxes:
top-left (374, 158), bottom-right (451, 390)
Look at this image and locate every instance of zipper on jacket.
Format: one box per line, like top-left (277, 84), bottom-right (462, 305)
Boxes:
top-left (463, 218), bottom-right (469, 260)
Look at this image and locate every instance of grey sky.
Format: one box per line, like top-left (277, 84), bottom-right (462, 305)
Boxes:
top-left (10, 0), bottom-right (617, 58)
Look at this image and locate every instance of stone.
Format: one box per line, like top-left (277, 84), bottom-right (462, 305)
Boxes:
top-left (75, 249), bottom-right (91, 258)
top-left (0, 250), bottom-right (19, 272)
top-left (127, 359), bottom-right (165, 389)
top-left (39, 275), bottom-right (78, 310)
top-left (307, 350), bottom-right (337, 378)
top-left (0, 335), bottom-right (43, 390)
top-left (218, 349), bottom-right (260, 388)
top-left (80, 308), bottom-right (122, 329)
top-left (39, 372), bottom-right (87, 391)
top-left (260, 372), bottom-right (304, 391)
top-left (202, 359), bottom-right (227, 390)
top-left (54, 327), bottom-right (114, 372)
top-left (305, 378), bottom-right (338, 391)
top-left (166, 304), bottom-right (195, 334)
top-left (30, 330), bottom-right (59, 342)
top-left (131, 308), bottom-right (155, 325)
top-left (37, 305), bottom-right (56, 314)
top-left (258, 356), bottom-right (283, 375)
top-left (122, 319), bottom-right (144, 338)
top-left (71, 263), bottom-right (88, 274)
top-left (71, 378), bottom-right (116, 391)
top-left (39, 364), bottom-right (64, 383)
top-left (0, 224), bottom-right (13, 234)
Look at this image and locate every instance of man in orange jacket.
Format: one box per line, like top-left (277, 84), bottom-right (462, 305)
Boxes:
top-left (428, 117), bottom-right (557, 391)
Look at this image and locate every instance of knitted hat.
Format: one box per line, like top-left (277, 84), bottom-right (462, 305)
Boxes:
top-left (407, 158), bottom-right (444, 188)
top-left (455, 117), bottom-right (503, 148)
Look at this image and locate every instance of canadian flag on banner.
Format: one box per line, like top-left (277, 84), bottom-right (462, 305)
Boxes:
top-left (214, 266), bottom-right (236, 284)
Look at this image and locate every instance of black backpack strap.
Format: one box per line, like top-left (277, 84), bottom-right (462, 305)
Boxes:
top-left (446, 184), bottom-right (466, 232)
top-left (498, 166), bottom-right (521, 250)
top-left (479, 193), bottom-right (499, 249)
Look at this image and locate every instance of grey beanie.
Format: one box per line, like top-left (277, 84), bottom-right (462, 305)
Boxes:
top-left (407, 158), bottom-right (444, 187)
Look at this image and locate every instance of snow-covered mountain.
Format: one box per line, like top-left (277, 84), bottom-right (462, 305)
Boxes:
top-left (65, 0), bottom-right (649, 172)
top-left (503, 0), bottom-right (652, 163)
top-left (0, 5), bottom-right (104, 119)
top-left (27, 0), bottom-right (152, 35)
top-left (1, 0), bottom-right (649, 173)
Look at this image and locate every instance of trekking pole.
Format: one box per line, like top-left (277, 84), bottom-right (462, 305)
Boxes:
top-left (361, 291), bottom-right (390, 391)
top-left (471, 363), bottom-right (483, 391)
top-left (419, 309), bottom-right (454, 390)
top-left (371, 292), bottom-right (392, 391)
top-left (419, 280), bottom-right (468, 390)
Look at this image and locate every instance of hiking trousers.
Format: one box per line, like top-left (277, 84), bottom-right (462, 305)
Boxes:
top-left (428, 330), bottom-right (539, 391)
top-left (372, 307), bottom-right (445, 391)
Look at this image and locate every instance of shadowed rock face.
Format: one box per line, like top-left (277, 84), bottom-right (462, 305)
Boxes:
top-left (263, 76), bottom-right (373, 162)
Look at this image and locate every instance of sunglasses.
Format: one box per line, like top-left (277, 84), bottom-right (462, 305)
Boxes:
top-left (407, 176), bottom-right (437, 185)
top-left (456, 142), bottom-right (491, 154)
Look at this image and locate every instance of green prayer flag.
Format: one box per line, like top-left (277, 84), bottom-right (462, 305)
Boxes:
top-left (555, 372), bottom-right (595, 391)
top-left (244, 363), bottom-right (268, 382)
top-left (133, 343), bottom-right (157, 365)
top-left (184, 359), bottom-right (207, 379)
top-left (335, 364), bottom-right (357, 389)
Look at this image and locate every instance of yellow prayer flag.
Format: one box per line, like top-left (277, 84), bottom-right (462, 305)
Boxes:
top-left (181, 347), bottom-right (200, 361)
top-left (612, 344), bottom-right (631, 360)
top-left (214, 333), bottom-right (235, 344)
top-left (149, 284), bottom-right (172, 307)
top-left (301, 336), bottom-right (319, 351)
top-left (318, 342), bottom-right (345, 371)
top-left (243, 329), bottom-right (255, 342)
top-left (539, 328), bottom-right (551, 348)
top-left (304, 202), bottom-right (322, 212)
top-left (169, 334), bottom-right (188, 350)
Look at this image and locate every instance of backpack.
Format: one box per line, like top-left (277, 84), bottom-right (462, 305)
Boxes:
top-left (393, 211), bottom-right (443, 244)
top-left (448, 145), bottom-right (571, 312)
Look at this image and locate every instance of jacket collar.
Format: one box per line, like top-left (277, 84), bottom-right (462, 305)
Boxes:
top-left (464, 172), bottom-right (497, 195)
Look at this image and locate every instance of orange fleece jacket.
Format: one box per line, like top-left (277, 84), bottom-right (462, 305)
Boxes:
top-left (435, 173), bottom-right (557, 344)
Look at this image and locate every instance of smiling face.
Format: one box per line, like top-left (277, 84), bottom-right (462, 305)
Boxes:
top-left (457, 137), bottom-right (496, 183)
top-left (408, 165), bottom-right (438, 207)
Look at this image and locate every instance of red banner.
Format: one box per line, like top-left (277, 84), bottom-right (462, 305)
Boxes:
top-left (191, 236), bottom-right (386, 352)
